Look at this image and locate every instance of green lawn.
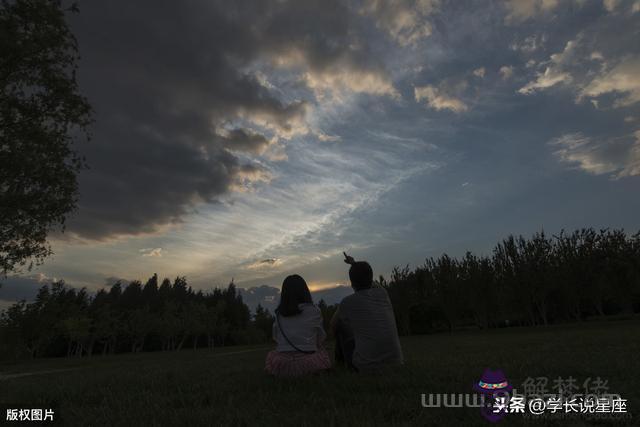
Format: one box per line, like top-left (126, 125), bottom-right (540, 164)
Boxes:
top-left (1, 320), bottom-right (639, 426)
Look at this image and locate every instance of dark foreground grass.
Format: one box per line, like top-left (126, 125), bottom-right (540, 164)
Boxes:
top-left (1, 320), bottom-right (639, 426)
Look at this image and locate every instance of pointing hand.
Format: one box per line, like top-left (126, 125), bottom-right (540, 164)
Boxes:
top-left (343, 251), bottom-right (355, 265)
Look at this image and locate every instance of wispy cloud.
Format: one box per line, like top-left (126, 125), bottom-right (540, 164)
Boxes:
top-left (580, 56), bottom-right (640, 108)
top-left (140, 248), bottom-right (163, 257)
top-left (503, 0), bottom-right (560, 24)
top-left (518, 37), bottom-right (579, 94)
top-left (359, 0), bottom-right (439, 47)
top-left (500, 65), bottom-right (514, 80)
top-left (414, 84), bottom-right (468, 113)
top-left (549, 131), bottom-right (640, 178)
top-left (21, 0), bottom-right (640, 297)
top-left (473, 67), bottom-right (486, 78)
top-left (246, 258), bottom-right (283, 269)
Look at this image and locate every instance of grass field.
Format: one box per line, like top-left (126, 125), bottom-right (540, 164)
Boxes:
top-left (1, 320), bottom-right (639, 426)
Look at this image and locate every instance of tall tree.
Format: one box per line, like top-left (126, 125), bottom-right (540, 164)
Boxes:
top-left (0, 0), bottom-right (92, 275)
top-left (252, 304), bottom-right (274, 343)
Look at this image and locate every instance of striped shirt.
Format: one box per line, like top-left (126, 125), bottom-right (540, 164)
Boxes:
top-left (338, 286), bottom-right (403, 370)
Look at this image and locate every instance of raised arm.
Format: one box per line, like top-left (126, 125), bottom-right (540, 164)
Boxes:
top-left (343, 251), bottom-right (355, 265)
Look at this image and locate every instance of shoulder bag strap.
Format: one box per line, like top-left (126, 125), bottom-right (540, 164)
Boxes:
top-left (276, 312), bottom-right (315, 354)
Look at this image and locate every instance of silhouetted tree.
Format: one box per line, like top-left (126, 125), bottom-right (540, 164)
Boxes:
top-left (0, 0), bottom-right (92, 275)
top-left (252, 304), bottom-right (274, 343)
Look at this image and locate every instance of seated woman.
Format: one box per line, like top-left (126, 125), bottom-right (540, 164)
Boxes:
top-left (265, 274), bottom-right (331, 377)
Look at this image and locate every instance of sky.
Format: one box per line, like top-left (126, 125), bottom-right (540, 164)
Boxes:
top-left (2, 0), bottom-right (640, 309)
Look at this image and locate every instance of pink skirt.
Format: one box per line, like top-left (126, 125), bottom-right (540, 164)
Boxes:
top-left (265, 347), bottom-right (331, 377)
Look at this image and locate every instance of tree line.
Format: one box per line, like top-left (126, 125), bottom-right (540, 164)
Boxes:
top-left (2, 227), bottom-right (639, 359)
top-left (380, 228), bottom-right (640, 335)
top-left (0, 274), bottom-right (275, 359)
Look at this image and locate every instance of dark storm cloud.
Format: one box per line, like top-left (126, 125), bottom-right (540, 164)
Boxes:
top-left (218, 128), bottom-right (272, 154)
top-left (66, 0), bottom-right (389, 239)
top-left (20, 0), bottom-right (639, 296)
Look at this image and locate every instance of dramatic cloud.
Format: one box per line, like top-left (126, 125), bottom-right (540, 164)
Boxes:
top-left (360, 0), bottom-right (439, 47)
top-left (580, 56), bottom-right (640, 107)
top-left (301, 65), bottom-right (399, 101)
top-left (518, 37), bottom-right (581, 94)
top-left (519, 68), bottom-right (571, 94)
top-left (414, 84), bottom-right (468, 113)
top-left (503, 0), bottom-right (560, 24)
top-left (66, 0), bottom-right (398, 240)
top-left (549, 131), bottom-right (640, 178)
top-left (515, 27), bottom-right (640, 110)
top-left (230, 165), bottom-right (273, 193)
top-left (8, 0), bottom-right (638, 305)
top-left (216, 128), bottom-right (274, 155)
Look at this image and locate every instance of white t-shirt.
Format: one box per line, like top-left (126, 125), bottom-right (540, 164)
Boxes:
top-left (338, 286), bottom-right (403, 370)
top-left (272, 303), bottom-right (326, 352)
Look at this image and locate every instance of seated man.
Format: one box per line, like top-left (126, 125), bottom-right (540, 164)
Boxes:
top-left (330, 253), bottom-right (403, 372)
